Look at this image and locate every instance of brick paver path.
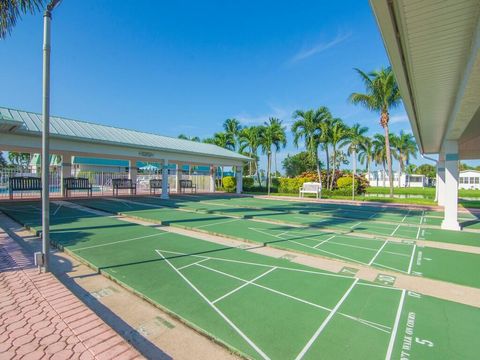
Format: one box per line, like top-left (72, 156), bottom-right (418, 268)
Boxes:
top-left (0, 230), bottom-right (143, 360)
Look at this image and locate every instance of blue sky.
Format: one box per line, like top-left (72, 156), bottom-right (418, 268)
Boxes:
top-left (1, 0), bottom-right (437, 171)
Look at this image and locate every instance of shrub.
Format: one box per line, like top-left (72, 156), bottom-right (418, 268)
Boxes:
top-left (337, 176), bottom-right (354, 189)
top-left (243, 177), bottom-right (254, 190)
top-left (222, 176), bottom-right (236, 192)
top-left (278, 177), bottom-right (310, 194)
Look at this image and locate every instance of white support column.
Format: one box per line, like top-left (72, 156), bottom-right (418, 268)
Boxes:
top-left (176, 163), bottom-right (183, 194)
top-left (441, 141), bottom-right (461, 231)
top-left (209, 165), bottom-right (216, 193)
top-left (436, 153), bottom-right (445, 206)
top-left (128, 159), bottom-right (137, 195)
top-left (60, 153), bottom-right (72, 197)
top-left (162, 159), bottom-right (169, 199)
top-left (236, 165), bottom-right (243, 194)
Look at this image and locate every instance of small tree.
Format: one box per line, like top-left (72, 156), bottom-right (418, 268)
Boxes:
top-left (282, 152), bottom-right (317, 177)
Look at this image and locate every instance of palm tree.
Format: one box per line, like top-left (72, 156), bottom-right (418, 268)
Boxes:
top-left (392, 131), bottom-right (418, 187)
top-left (239, 126), bottom-right (262, 185)
top-left (349, 67), bottom-right (401, 197)
top-left (328, 119), bottom-right (349, 189)
top-left (318, 110), bottom-right (335, 186)
top-left (1, 0), bottom-right (47, 39)
top-left (178, 134), bottom-right (200, 142)
top-left (204, 132), bottom-right (234, 186)
top-left (260, 118), bottom-right (287, 195)
top-left (292, 109), bottom-right (320, 185)
top-left (372, 134), bottom-right (388, 187)
top-left (223, 118), bottom-right (242, 151)
top-left (358, 136), bottom-right (374, 175)
top-left (341, 123), bottom-right (369, 198)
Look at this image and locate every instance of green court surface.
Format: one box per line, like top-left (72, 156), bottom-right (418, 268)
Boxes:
top-left (118, 195), bottom-right (480, 247)
top-left (1, 201), bottom-right (479, 360)
top-left (70, 198), bottom-right (480, 288)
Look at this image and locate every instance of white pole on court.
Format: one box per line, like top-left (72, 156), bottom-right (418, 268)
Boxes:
top-left (41, 0), bottom-right (62, 273)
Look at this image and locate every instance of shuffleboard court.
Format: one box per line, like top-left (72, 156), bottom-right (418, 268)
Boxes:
top-left (70, 198), bottom-right (480, 288)
top-left (1, 201), bottom-right (479, 360)
top-left (122, 195), bottom-right (480, 247)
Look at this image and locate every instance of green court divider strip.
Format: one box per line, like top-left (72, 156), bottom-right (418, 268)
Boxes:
top-left (126, 196), bottom-right (480, 248)
top-left (72, 198), bottom-right (480, 289)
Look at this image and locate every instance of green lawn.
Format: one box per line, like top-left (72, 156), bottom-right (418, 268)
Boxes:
top-left (1, 200), bottom-right (479, 360)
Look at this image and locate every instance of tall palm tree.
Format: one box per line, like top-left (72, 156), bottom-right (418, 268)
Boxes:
top-left (358, 136), bottom-right (374, 175)
top-left (328, 119), bottom-right (349, 189)
top-left (292, 109), bottom-right (322, 185)
top-left (392, 130), bottom-right (418, 186)
top-left (204, 132), bottom-right (234, 186)
top-left (239, 126), bottom-right (262, 185)
top-left (341, 123), bottom-right (369, 197)
top-left (349, 67), bottom-right (401, 197)
top-left (318, 110), bottom-right (335, 186)
top-left (178, 134), bottom-right (200, 142)
top-left (260, 118), bottom-right (286, 195)
top-left (223, 118), bottom-right (242, 151)
top-left (372, 134), bottom-right (388, 187)
top-left (1, 0), bottom-right (46, 39)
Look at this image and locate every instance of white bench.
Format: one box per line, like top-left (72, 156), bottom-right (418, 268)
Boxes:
top-left (299, 182), bottom-right (322, 199)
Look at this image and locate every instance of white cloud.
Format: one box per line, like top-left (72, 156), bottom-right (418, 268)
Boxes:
top-left (289, 31), bottom-right (351, 64)
top-left (235, 103), bottom-right (294, 126)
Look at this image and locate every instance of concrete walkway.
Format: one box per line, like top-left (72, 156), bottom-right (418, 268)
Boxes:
top-left (0, 230), bottom-right (143, 360)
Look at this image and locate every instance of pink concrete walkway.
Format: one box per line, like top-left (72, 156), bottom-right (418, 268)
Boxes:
top-left (0, 230), bottom-right (143, 360)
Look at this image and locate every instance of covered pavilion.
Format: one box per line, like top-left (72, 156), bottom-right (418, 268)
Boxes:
top-left (0, 106), bottom-right (249, 198)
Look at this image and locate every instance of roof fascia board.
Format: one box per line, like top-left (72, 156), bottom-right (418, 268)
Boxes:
top-left (0, 132), bottom-right (246, 167)
top-left (369, 0), bottom-right (425, 154)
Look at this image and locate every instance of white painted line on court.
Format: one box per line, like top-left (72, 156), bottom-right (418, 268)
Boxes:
top-left (368, 241), bottom-right (389, 266)
top-left (53, 204), bottom-right (62, 216)
top-left (197, 263), bottom-right (388, 333)
top-left (419, 210), bottom-right (425, 225)
top-left (156, 250), bottom-right (271, 360)
top-left (295, 278), bottom-right (359, 360)
top-left (159, 248), bottom-right (354, 279)
top-left (196, 218), bottom-right (240, 228)
top-left (407, 245), bottom-right (417, 274)
top-left (357, 282), bottom-right (402, 291)
top-left (177, 258), bottom-right (210, 270)
top-left (416, 226), bottom-right (421, 240)
top-left (289, 240), bottom-right (367, 265)
top-left (313, 235), bottom-right (336, 248)
top-left (369, 213), bottom-right (378, 219)
top-left (390, 224), bottom-right (401, 237)
top-left (350, 222), bottom-right (362, 229)
top-left (372, 262), bottom-right (408, 274)
top-left (401, 210), bottom-right (410, 223)
top-left (385, 289), bottom-right (406, 360)
top-left (74, 232), bottom-right (168, 251)
top-left (212, 267), bottom-right (277, 304)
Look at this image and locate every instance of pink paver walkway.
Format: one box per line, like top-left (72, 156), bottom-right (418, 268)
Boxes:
top-left (0, 230), bottom-right (144, 360)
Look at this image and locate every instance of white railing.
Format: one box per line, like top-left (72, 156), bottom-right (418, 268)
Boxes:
top-left (0, 166), bottom-right (213, 198)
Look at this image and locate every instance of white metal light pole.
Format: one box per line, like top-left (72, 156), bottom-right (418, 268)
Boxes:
top-left (352, 148), bottom-right (356, 201)
top-left (41, 0), bottom-right (61, 272)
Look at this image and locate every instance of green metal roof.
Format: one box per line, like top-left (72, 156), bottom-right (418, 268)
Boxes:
top-left (0, 107), bottom-right (249, 162)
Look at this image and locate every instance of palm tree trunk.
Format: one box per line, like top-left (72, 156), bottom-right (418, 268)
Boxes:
top-left (352, 148), bottom-right (356, 200)
top-left (267, 152), bottom-right (271, 195)
top-left (315, 148), bottom-right (322, 189)
top-left (325, 144), bottom-right (330, 188)
top-left (330, 146), bottom-right (336, 190)
top-left (383, 120), bottom-right (394, 197)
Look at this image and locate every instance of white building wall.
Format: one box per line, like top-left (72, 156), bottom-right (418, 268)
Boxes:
top-left (366, 171), bottom-right (427, 188)
top-left (458, 170), bottom-right (480, 190)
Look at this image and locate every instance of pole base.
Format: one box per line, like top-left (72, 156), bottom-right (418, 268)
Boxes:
top-left (441, 220), bottom-right (461, 231)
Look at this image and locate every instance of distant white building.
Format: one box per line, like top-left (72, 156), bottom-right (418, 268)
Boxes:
top-left (459, 170), bottom-right (480, 190)
top-left (366, 170), bottom-right (428, 188)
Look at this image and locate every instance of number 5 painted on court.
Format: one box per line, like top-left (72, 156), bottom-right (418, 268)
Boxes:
top-left (415, 337), bottom-right (434, 347)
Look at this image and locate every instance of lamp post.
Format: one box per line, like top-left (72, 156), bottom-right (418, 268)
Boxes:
top-left (41, 0), bottom-right (61, 273)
